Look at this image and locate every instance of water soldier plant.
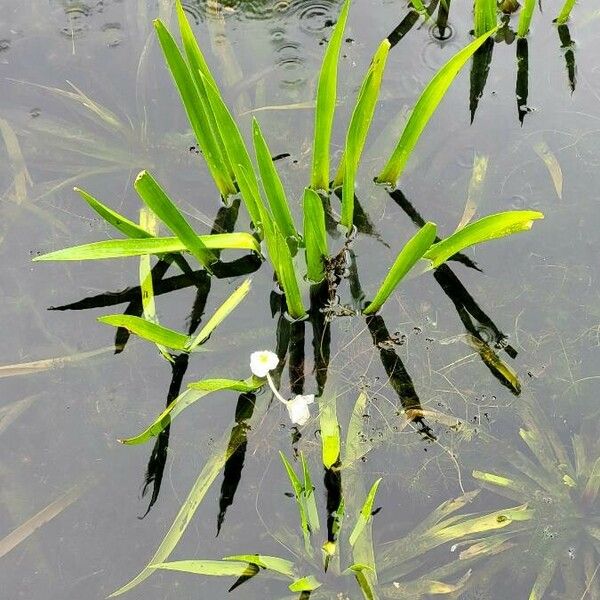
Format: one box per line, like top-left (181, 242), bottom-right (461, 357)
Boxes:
top-left (29, 2), bottom-right (550, 597)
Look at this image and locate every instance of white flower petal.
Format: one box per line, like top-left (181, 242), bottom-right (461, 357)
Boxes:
top-left (250, 350), bottom-right (279, 378)
top-left (286, 394), bottom-right (314, 426)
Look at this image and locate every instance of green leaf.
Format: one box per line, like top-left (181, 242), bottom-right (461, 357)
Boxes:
top-left (347, 564), bottom-right (377, 600)
top-left (376, 29), bottom-right (498, 186)
top-left (423, 210), bottom-right (544, 268)
top-left (120, 377), bottom-right (262, 445)
top-left (339, 39), bottom-right (390, 229)
top-left (252, 118), bottom-right (297, 241)
top-left (223, 555), bottom-right (296, 578)
top-left (134, 170), bottom-right (215, 269)
top-left (33, 233), bottom-right (259, 261)
top-left (185, 278), bottom-right (251, 351)
top-left (98, 315), bottom-right (190, 351)
top-left (474, 0), bottom-right (497, 37)
top-left (109, 424), bottom-right (249, 596)
top-left (363, 222), bottom-right (437, 315)
top-left (152, 560), bottom-right (256, 577)
top-left (174, 0), bottom-right (234, 181)
top-left (273, 228), bottom-right (306, 319)
top-left (280, 451), bottom-right (312, 555)
top-left (319, 396), bottom-right (340, 469)
top-left (153, 19), bottom-right (235, 196)
top-left (555, 0), bottom-right (576, 25)
top-left (75, 187), bottom-right (152, 238)
top-left (289, 575), bottom-right (322, 592)
top-left (310, 0), bottom-right (351, 191)
top-left (139, 209), bottom-right (173, 362)
top-left (200, 76), bottom-right (262, 226)
top-left (517, 0), bottom-right (536, 37)
top-left (303, 188), bottom-right (328, 282)
top-left (349, 478), bottom-right (382, 547)
top-left (300, 452), bottom-right (320, 534)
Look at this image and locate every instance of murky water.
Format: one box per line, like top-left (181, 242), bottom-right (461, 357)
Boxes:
top-left (1, 1), bottom-right (599, 598)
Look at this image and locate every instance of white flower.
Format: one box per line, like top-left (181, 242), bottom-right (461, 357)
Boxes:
top-left (286, 394), bottom-right (315, 426)
top-left (250, 350), bottom-right (279, 378)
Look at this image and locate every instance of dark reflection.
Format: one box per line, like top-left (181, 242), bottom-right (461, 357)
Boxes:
top-left (434, 265), bottom-right (521, 394)
top-left (333, 188), bottom-right (387, 246)
top-left (389, 188), bottom-right (520, 394)
top-left (557, 24), bottom-right (576, 92)
top-left (139, 352), bottom-right (189, 518)
top-left (217, 392), bottom-right (256, 535)
top-left (433, 0), bottom-right (452, 42)
top-left (324, 463), bottom-right (343, 567)
top-left (309, 281), bottom-right (331, 396)
top-left (348, 250), bottom-right (366, 309)
top-left (516, 37), bottom-right (529, 125)
top-left (289, 320), bottom-right (306, 395)
top-left (227, 563), bottom-right (260, 592)
top-left (366, 315), bottom-right (436, 439)
top-left (470, 38), bottom-right (494, 123)
top-left (388, 188), bottom-right (481, 271)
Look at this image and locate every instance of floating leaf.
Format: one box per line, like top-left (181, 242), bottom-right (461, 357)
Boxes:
top-left (289, 575), bottom-right (322, 592)
top-left (376, 29), bottom-right (497, 186)
top-left (311, 0), bottom-right (351, 191)
top-left (98, 315), bottom-right (190, 351)
top-left (33, 233), bottom-right (259, 261)
top-left (363, 223), bottom-right (437, 315)
top-left (223, 555), bottom-right (296, 578)
top-left (152, 560), bottom-right (256, 577)
top-left (75, 187), bottom-right (151, 239)
top-left (120, 378), bottom-right (262, 445)
top-left (423, 210), bottom-right (544, 268)
top-left (186, 278), bottom-right (251, 351)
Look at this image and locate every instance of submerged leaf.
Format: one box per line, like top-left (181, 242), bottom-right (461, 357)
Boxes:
top-left (349, 478), bottom-right (382, 547)
top-left (320, 396), bottom-right (341, 469)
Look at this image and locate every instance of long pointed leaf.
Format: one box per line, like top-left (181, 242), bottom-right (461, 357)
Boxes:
top-left (134, 170), bottom-right (215, 269)
top-left (303, 188), bottom-right (328, 282)
top-left (363, 222), bottom-right (436, 314)
top-left (349, 478), bottom-right (382, 547)
top-left (33, 233), bottom-right (259, 261)
top-left (310, 0), bottom-right (351, 191)
top-left (120, 378), bottom-right (262, 445)
top-left (376, 29), bottom-right (497, 186)
top-left (423, 210), bottom-right (543, 268)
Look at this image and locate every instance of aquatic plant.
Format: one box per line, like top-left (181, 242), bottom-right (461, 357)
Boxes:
top-left (453, 399), bottom-right (600, 598)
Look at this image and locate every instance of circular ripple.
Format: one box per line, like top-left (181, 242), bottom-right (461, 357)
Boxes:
top-left (59, 3), bottom-right (92, 39)
top-left (275, 42), bottom-right (306, 87)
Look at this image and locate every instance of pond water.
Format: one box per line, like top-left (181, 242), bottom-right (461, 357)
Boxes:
top-left (1, 1), bottom-right (599, 599)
